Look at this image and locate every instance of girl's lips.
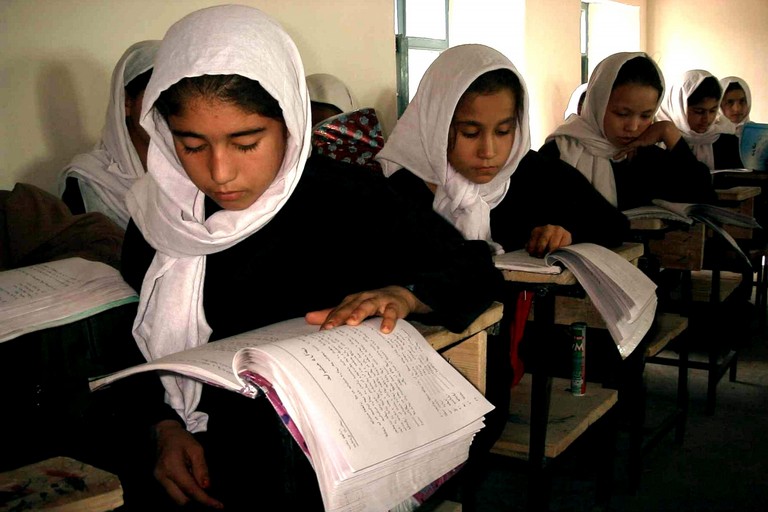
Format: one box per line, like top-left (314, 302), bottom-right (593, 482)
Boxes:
top-left (214, 191), bottom-right (244, 202)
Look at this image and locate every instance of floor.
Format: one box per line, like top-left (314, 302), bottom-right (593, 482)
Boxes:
top-left (462, 296), bottom-right (768, 511)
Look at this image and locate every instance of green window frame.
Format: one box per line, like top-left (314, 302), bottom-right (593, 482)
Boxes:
top-left (395, 0), bottom-right (449, 117)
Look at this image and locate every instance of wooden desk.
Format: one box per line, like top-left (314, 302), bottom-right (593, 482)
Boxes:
top-left (713, 170), bottom-right (768, 232)
top-left (494, 243), bottom-right (643, 510)
top-left (628, 209), bottom-right (751, 415)
top-left (415, 301), bottom-right (504, 396)
top-left (715, 186), bottom-right (761, 240)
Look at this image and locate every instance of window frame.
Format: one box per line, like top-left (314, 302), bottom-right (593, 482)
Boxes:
top-left (395, 0), bottom-right (449, 117)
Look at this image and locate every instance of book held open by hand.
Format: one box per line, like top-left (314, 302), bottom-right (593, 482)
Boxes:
top-left (495, 243), bottom-right (657, 358)
top-left (0, 257), bottom-right (138, 344)
top-left (89, 317), bottom-right (493, 512)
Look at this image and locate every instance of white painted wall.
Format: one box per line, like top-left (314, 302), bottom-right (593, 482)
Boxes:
top-left (2, 0), bottom-right (765, 194)
top-left (0, 0), bottom-right (395, 193)
top-left (647, 0), bottom-right (768, 122)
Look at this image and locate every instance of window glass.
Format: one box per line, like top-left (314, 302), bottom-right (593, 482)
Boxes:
top-left (407, 49), bottom-right (442, 101)
top-left (405, 0), bottom-right (446, 39)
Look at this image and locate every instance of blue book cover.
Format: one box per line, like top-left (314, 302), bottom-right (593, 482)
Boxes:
top-left (740, 122), bottom-right (768, 171)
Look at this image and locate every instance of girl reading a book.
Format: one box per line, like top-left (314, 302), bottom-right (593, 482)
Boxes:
top-left (540, 53), bottom-right (717, 210)
top-left (118, 6), bottom-right (501, 510)
top-left (656, 69), bottom-right (744, 170)
top-left (375, 45), bottom-right (630, 466)
top-left (377, 44), bottom-right (628, 259)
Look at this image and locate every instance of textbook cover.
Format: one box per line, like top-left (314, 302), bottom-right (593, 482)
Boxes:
top-left (740, 122), bottom-right (768, 171)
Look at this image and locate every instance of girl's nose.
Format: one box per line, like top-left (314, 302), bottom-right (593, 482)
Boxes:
top-left (210, 150), bottom-right (236, 184)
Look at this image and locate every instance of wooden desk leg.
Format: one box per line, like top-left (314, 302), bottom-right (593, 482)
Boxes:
top-left (528, 291), bottom-right (555, 512)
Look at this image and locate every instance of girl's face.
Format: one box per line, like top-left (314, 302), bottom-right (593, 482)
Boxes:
top-left (447, 89), bottom-right (516, 185)
top-left (168, 96), bottom-right (287, 211)
top-left (686, 98), bottom-right (719, 133)
top-left (603, 83), bottom-right (659, 147)
top-left (721, 89), bottom-right (749, 124)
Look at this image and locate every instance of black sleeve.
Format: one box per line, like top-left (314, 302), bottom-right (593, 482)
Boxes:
top-left (491, 150), bottom-right (630, 250)
top-left (662, 139), bottom-right (719, 204)
top-left (537, 139), bottom-right (561, 159)
top-left (386, 168), bottom-right (436, 210)
top-left (317, 157), bottom-right (503, 333)
top-left (61, 177), bottom-right (86, 215)
top-left (713, 134), bottom-right (745, 170)
top-left (120, 219), bottom-right (157, 293)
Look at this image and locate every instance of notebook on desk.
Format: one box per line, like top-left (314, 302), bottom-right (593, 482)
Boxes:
top-left (741, 122), bottom-right (768, 171)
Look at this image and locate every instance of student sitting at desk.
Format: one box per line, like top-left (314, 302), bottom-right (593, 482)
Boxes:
top-left (375, 45), bottom-right (629, 464)
top-left (540, 53), bottom-right (717, 211)
top-left (59, 40), bottom-right (159, 230)
top-left (377, 44), bottom-right (629, 259)
top-left (118, 6), bottom-right (502, 510)
top-left (656, 69), bottom-right (744, 170)
top-left (717, 76), bottom-right (752, 137)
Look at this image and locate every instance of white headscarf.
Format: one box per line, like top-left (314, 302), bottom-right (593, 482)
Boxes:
top-left (127, 5), bottom-right (311, 432)
top-left (546, 52), bottom-right (663, 207)
top-left (716, 76), bottom-right (752, 136)
top-left (376, 44), bottom-right (531, 254)
top-left (564, 83), bottom-right (588, 120)
top-left (306, 73), bottom-right (357, 113)
top-left (656, 69), bottom-right (725, 169)
top-left (58, 40), bottom-right (160, 229)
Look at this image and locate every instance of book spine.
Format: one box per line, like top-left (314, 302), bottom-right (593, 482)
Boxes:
top-left (570, 322), bottom-right (587, 396)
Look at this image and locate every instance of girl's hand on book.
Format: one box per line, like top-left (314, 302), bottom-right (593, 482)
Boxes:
top-left (153, 420), bottom-right (223, 509)
top-left (305, 286), bottom-right (433, 334)
top-left (526, 225), bottom-right (572, 257)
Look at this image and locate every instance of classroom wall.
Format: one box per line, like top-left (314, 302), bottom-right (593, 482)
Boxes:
top-left (524, 0), bottom-right (583, 148)
top-left (646, 0), bottom-right (768, 122)
top-left (2, 0), bottom-right (766, 195)
top-left (0, 0), bottom-right (395, 194)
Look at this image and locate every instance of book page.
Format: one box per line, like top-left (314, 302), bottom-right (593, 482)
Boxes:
top-left (0, 258), bottom-right (117, 305)
top-left (0, 258), bottom-right (138, 343)
top-left (88, 318), bottom-right (319, 394)
top-left (546, 243), bottom-right (657, 357)
top-left (493, 248), bottom-right (563, 274)
top-left (622, 205), bottom-right (693, 224)
top-left (650, 199), bottom-right (694, 219)
top-left (236, 319), bottom-right (493, 472)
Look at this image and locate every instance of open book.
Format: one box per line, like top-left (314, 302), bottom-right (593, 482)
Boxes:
top-left (0, 456), bottom-right (123, 512)
top-left (623, 198), bottom-right (761, 228)
top-left (0, 257), bottom-right (138, 344)
top-left (89, 317), bottom-right (493, 512)
top-left (495, 243), bottom-right (657, 358)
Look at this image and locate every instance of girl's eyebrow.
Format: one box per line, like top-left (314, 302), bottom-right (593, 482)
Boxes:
top-left (454, 116), bottom-right (516, 127)
top-left (171, 127), bottom-right (266, 139)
